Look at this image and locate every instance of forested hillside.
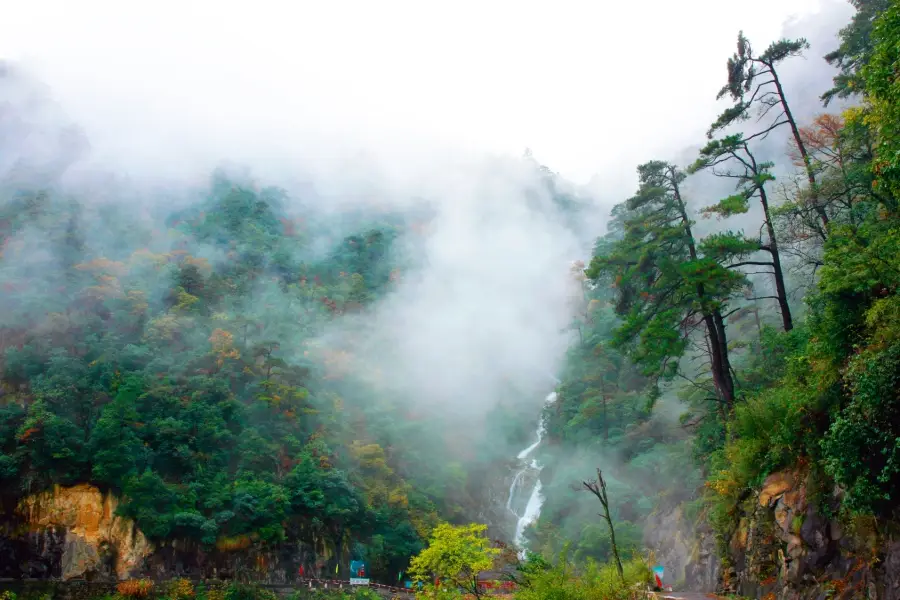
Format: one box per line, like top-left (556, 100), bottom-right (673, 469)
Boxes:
top-left (0, 71), bottom-right (580, 583)
top-left (1, 0), bottom-right (899, 598)
top-left (518, 1), bottom-right (900, 597)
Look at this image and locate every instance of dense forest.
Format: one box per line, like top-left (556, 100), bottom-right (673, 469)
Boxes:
top-left (1, 0), bottom-right (899, 599)
top-left (517, 0), bottom-right (900, 596)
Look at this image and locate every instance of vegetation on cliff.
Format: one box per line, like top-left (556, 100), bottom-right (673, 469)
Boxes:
top-left (1, 0), bottom-right (899, 596)
top-left (522, 0), bottom-right (900, 590)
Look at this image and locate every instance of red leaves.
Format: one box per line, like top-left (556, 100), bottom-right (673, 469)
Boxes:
top-left (320, 296), bottom-right (338, 313)
top-left (18, 427), bottom-right (40, 442)
top-left (280, 217), bottom-right (296, 237)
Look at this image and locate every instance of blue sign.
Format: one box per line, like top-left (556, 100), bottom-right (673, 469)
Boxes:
top-left (350, 560), bottom-right (367, 578)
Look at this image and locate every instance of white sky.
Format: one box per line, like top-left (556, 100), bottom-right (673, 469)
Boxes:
top-left (1, 0), bottom-right (840, 185)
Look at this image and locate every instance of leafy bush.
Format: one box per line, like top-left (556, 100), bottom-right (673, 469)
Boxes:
top-left (116, 580), bottom-right (154, 599)
top-left (223, 584), bottom-right (278, 600)
top-left (515, 550), bottom-right (652, 600)
top-left (167, 579), bottom-right (195, 600)
top-left (823, 339), bottom-right (900, 514)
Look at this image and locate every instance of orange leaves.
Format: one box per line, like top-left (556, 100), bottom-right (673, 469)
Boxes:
top-left (209, 328), bottom-right (240, 370)
top-left (116, 580), bottom-right (154, 598)
top-left (790, 113), bottom-right (845, 167)
top-left (74, 257), bottom-right (127, 277)
top-left (75, 257), bottom-right (127, 300)
top-left (215, 535), bottom-right (252, 552)
top-left (18, 427), bottom-right (40, 442)
top-left (183, 255), bottom-right (211, 273)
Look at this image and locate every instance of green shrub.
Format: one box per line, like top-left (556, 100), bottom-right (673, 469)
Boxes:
top-left (515, 552), bottom-right (652, 600)
top-left (223, 584), bottom-right (278, 600)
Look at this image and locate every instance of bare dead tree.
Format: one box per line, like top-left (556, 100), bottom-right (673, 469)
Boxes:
top-left (574, 468), bottom-right (624, 581)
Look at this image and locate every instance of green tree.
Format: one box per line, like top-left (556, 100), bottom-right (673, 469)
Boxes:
top-left (712, 31), bottom-right (829, 230)
top-left (587, 161), bottom-right (744, 410)
top-left (862, 0), bottom-right (900, 204)
top-left (691, 133), bottom-right (794, 331)
top-left (408, 523), bottom-right (500, 598)
top-left (822, 0), bottom-right (892, 105)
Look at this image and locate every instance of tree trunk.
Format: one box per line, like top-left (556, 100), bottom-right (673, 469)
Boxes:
top-left (758, 185), bottom-right (793, 331)
top-left (583, 469), bottom-right (624, 581)
top-left (705, 312), bottom-right (735, 411)
top-left (672, 172), bottom-right (736, 410)
top-left (771, 66), bottom-right (829, 230)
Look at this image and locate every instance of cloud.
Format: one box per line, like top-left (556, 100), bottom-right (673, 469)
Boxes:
top-left (0, 0), bottom-right (860, 447)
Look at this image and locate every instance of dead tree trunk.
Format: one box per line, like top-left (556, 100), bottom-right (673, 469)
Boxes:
top-left (582, 468), bottom-right (624, 581)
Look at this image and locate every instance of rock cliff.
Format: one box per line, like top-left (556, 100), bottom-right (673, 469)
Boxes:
top-left (1, 484), bottom-right (151, 580)
top-left (1, 484), bottom-right (371, 582)
top-left (720, 469), bottom-right (900, 600)
top-left (644, 497), bottom-right (719, 593)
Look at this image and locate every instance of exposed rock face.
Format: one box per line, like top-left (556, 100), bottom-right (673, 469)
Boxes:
top-left (11, 484), bottom-right (152, 580)
top-left (721, 469), bottom-right (900, 600)
top-left (644, 499), bottom-right (719, 592)
top-left (1, 485), bottom-right (367, 583)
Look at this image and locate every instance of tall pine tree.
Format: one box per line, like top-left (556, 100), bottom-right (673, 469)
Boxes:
top-left (587, 161), bottom-right (745, 410)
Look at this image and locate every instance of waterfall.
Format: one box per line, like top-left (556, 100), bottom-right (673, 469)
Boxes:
top-left (506, 391), bottom-right (557, 552)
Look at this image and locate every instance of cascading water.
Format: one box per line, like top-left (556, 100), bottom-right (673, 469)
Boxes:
top-left (506, 391), bottom-right (557, 552)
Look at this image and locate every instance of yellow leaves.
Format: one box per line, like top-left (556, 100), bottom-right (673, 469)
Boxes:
top-left (75, 257), bottom-right (127, 277)
top-left (863, 295), bottom-right (900, 348)
top-left (707, 471), bottom-right (739, 498)
top-left (215, 535), bottom-right (252, 552)
top-left (388, 488), bottom-right (410, 509)
top-left (408, 523), bottom-right (500, 588)
top-left (350, 441), bottom-right (392, 472)
top-left (130, 248), bottom-right (167, 268)
top-left (75, 257), bottom-right (128, 300)
top-left (410, 510), bottom-right (441, 541)
top-left (210, 328), bottom-right (240, 368)
top-left (174, 289), bottom-right (200, 312)
top-left (350, 440), bottom-right (413, 508)
top-left (184, 255), bottom-right (211, 273)
top-left (145, 314), bottom-right (180, 342)
top-left (127, 290), bottom-right (149, 315)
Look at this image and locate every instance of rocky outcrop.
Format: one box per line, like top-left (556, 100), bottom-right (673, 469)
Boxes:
top-left (6, 484), bottom-right (152, 580)
top-left (721, 468), bottom-right (900, 600)
top-left (644, 498), bottom-right (719, 592)
top-left (0, 484), bottom-right (366, 583)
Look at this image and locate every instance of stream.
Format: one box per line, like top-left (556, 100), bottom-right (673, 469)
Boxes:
top-left (506, 391), bottom-right (557, 552)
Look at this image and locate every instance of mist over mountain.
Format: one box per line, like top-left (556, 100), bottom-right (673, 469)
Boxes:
top-left (1, 0), bottom-right (899, 598)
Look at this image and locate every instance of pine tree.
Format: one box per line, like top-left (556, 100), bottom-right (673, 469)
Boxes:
top-left (690, 133), bottom-right (794, 331)
top-left (711, 32), bottom-right (829, 230)
top-left (587, 161), bottom-right (745, 410)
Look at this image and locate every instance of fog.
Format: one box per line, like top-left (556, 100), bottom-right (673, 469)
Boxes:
top-left (0, 0), bottom-right (862, 541)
